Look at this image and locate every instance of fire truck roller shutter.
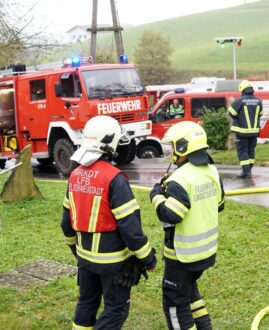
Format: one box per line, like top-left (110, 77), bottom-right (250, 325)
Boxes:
top-left (53, 138), bottom-right (77, 176)
top-left (0, 89), bottom-right (15, 129)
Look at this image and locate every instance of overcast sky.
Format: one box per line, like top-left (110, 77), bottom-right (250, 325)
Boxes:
top-left (23, 0), bottom-right (259, 33)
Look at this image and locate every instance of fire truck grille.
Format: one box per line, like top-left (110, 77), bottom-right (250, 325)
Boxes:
top-left (111, 113), bottom-right (135, 123)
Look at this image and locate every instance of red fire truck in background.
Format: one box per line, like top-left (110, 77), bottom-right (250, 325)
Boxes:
top-left (137, 78), bottom-right (269, 158)
top-left (0, 57), bottom-right (151, 175)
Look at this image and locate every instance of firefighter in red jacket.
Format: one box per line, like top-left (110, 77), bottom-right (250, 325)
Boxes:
top-left (61, 116), bottom-right (156, 330)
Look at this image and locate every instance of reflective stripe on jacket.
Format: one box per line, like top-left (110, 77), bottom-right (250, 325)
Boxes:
top-left (61, 161), bottom-right (155, 266)
top-left (228, 93), bottom-right (263, 137)
top-left (164, 163), bottom-right (222, 263)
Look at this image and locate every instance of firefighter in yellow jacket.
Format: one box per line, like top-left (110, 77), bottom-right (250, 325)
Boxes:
top-left (61, 116), bottom-right (157, 330)
top-left (150, 121), bottom-right (224, 330)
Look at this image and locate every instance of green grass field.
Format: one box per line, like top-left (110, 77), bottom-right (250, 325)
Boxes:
top-left (211, 143), bottom-right (269, 166)
top-left (123, 0), bottom-right (269, 77)
top-left (1, 175), bottom-right (269, 329)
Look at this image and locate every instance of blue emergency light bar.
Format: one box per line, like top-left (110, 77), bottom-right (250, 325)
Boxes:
top-left (62, 56), bottom-right (93, 68)
top-left (119, 54), bottom-right (128, 64)
top-left (174, 88), bottom-right (185, 93)
top-left (63, 55), bottom-right (81, 68)
top-left (71, 56), bottom-right (81, 67)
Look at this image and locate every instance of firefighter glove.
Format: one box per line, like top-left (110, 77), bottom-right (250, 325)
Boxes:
top-left (117, 256), bottom-right (148, 288)
top-left (150, 183), bottom-right (165, 202)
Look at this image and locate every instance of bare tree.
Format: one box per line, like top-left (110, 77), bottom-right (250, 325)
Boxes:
top-left (0, 0), bottom-right (58, 67)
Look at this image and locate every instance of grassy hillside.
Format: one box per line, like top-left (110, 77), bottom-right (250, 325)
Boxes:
top-left (121, 0), bottom-right (269, 80)
top-left (37, 0), bottom-right (269, 81)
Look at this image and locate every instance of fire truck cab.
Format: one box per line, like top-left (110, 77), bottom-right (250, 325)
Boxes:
top-left (137, 79), bottom-right (269, 158)
top-left (146, 83), bottom-right (191, 107)
top-left (0, 58), bottom-right (151, 175)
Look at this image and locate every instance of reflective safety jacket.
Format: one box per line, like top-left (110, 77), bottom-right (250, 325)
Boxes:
top-left (68, 161), bottom-right (120, 232)
top-left (228, 89), bottom-right (263, 137)
top-left (61, 160), bottom-right (155, 267)
top-left (168, 104), bottom-right (184, 117)
top-left (151, 161), bottom-right (224, 267)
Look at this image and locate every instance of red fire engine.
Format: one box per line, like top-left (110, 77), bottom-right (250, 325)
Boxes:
top-left (0, 58), bottom-right (152, 175)
top-left (137, 78), bottom-right (269, 158)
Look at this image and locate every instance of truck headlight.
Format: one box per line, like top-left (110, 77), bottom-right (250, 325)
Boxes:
top-left (141, 122), bottom-right (152, 130)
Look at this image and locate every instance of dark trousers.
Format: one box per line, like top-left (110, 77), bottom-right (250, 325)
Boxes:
top-left (162, 261), bottom-right (212, 330)
top-left (236, 135), bottom-right (257, 175)
top-left (73, 261), bottom-right (131, 330)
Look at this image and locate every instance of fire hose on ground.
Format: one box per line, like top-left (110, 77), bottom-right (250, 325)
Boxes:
top-left (251, 306), bottom-right (269, 330)
top-left (130, 184), bottom-right (269, 196)
top-left (36, 180), bottom-right (269, 196)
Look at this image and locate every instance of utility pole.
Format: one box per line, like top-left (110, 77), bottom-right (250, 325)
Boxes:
top-left (232, 40), bottom-right (237, 80)
top-left (110, 0), bottom-right (124, 60)
top-left (90, 0), bottom-right (98, 63)
top-left (88, 0), bottom-right (124, 63)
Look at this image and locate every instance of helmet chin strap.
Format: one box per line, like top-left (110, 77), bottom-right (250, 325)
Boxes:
top-left (100, 144), bottom-right (118, 159)
top-left (173, 153), bottom-right (188, 165)
top-left (172, 154), bottom-right (179, 163)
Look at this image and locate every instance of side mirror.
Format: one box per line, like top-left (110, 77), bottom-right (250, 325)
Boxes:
top-left (54, 82), bottom-right (63, 97)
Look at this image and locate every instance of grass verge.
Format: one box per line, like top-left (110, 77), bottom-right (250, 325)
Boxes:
top-left (0, 176), bottom-right (269, 329)
top-left (211, 143), bottom-right (269, 167)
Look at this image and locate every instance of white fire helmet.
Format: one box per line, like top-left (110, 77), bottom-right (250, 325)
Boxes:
top-left (71, 116), bottom-right (130, 166)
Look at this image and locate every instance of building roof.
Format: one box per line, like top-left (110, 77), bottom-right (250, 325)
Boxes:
top-left (66, 25), bottom-right (90, 33)
top-left (66, 24), bottom-right (113, 33)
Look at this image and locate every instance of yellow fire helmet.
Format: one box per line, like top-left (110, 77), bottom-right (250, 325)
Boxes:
top-left (238, 80), bottom-right (252, 93)
top-left (162, 121), bottom-right (210, 164)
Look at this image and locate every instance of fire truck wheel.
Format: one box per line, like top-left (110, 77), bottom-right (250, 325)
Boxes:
top-left (53, 138), bottom-right (76, 176)
top-left (37, 158), bottom-right (54, 166)
top-left (137, 145), bottom-right (160, 159)
top-left (0, 159), bottom-right (6, 169)
top-left (115, 139), bottom-right (136, 164)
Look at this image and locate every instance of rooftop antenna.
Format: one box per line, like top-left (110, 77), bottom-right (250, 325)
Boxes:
top-left (88, 0), bottom-right (124, 63)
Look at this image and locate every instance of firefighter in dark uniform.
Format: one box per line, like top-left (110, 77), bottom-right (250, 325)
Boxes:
top-left (150, 121), bottom-right (225, 330)
top-left (61, 116), bottom-right (157, 330)
top-left (228, 80), bottom-right (263, 178)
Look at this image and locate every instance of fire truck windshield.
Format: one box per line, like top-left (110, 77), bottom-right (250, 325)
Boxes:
top-left (82, 68), bottom-right (144, 99)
